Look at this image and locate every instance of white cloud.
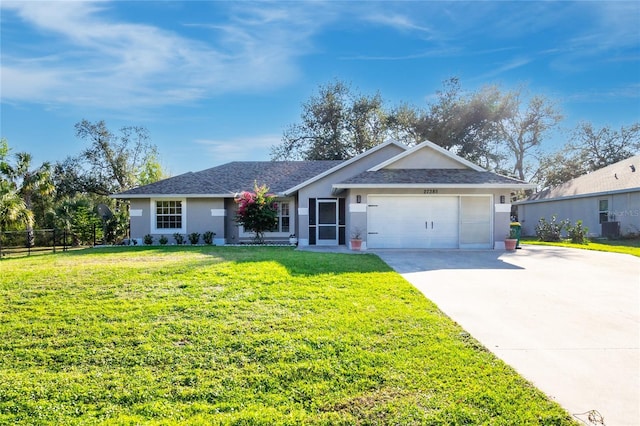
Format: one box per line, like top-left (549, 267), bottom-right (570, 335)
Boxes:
top-left (0, 1), bottom-right (331, 110)
top-left (364, 13), bottom-right (434, 36)
top-left (194, 134), bottom-right (281, 163)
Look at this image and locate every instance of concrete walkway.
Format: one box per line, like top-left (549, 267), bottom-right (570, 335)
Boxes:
top-left (375, 245), bottom-right (640, 426)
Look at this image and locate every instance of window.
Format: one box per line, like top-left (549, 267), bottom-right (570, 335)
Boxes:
top-left (271, 201), bottom-right (291, 233)
top-left (239, 199), bottom-right (293, 237)
top-left (155, 200), bottom-right (183, 230)
top-left (599, 199), bottom-right (609, 223)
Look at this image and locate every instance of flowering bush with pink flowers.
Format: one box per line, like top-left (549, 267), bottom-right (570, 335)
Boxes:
top-left (234, 182), bottom-right (278, 243)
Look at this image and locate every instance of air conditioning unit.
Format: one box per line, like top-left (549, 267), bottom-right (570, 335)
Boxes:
top-left (601, 221), bottom-right (620, 238)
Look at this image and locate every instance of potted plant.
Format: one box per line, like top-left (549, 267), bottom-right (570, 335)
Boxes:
top-left (350, 228), bottom-right (363, 251)
top-left (504, 228), bottom-right (518, 250)
top-left (288, 234), bottom-right (297, 245)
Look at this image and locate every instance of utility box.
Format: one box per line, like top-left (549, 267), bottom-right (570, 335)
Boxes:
top-left (601, 221), bottom-right (620, 238)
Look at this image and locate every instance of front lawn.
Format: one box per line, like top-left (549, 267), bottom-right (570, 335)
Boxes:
top-left (0, 247), bottom-right (574, 424)
top-left (521, 237), bottom-right (640, 257)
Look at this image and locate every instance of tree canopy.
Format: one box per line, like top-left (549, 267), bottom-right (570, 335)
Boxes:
top-left (534, 122), bottom-right (640, 189)
top-left (58, 119), bottom-right (164, 197)
top-left (271, 78), bottom-right (565, 182)
top-left (271, 81), bottom-right (388, 160)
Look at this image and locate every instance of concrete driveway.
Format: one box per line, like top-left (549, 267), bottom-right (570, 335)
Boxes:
top-left (375, 245), bottom-right (640, 426)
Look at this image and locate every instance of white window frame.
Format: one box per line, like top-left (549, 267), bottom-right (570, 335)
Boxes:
top-left (150, 198), bottom-right (187, 234)
top-left (239, 198), bottom-right (294, 238)
top-left (599, 199), bottom-right (609, 223)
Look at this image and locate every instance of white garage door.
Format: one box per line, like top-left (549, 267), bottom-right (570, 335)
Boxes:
top-left (367, 196), bottom-right (460, 249)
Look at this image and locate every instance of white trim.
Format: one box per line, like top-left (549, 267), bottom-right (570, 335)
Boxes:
top-left (112, 193), bottom-right (234, 199)
top-left (129, 209), bottom-right (142, 217)
top-left (333, 183), bottom-right (537, 190)
top-left (150, 198), bottom-right (187, 234)
top-left (211, 209), bottom-right (226, 217)
top-left (298, 207), bottom-right (309, 216)
top-left (282, 139), bottom-right (408, 195)
top-left (368, 140), bottom-right (486, 172)
top-left (494, 203), bottom-right (512, 213)
top-left (349, 203), bottom-right (367, 213)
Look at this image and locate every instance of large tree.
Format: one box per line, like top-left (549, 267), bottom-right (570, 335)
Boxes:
top-left (271, 81), bottom-right (388, 160)
top-left (67, 119), bottom-right (160, 196)
top-left (534, 122), bottom-right (640, 188)
top-left (273, 78), bottom-right (563, 180)
top-left (52, 120), bottom-right (166, 244)
top-left (417, 78), bottom-right (514, 171)
top-left (497, 90), bottom-right (563, 181)
top-left (569, 122), bottom-right (640, 171)
top-left (0, 150), bottom-right (54, 244)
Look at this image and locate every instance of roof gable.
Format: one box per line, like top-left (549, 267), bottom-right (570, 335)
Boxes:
top-left (369, 140), bottom-right (485, 172)
top-left (282, 139), bottom-right (407, 195)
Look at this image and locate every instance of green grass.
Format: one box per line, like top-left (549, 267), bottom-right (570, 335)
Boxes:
top-left (521, 237), bottom-right (640, 257)
top-left (0, 247), bottom-right (575, 425)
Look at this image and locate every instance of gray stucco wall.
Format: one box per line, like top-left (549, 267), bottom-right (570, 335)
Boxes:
top-left (517, 191), bottom-right (640, 237)
top-left (128, 197), bottom-right (226, 244)
top-left (297, 143), bottom-right (405, 245)
top-left (129, 199), bottom-right (151, 237)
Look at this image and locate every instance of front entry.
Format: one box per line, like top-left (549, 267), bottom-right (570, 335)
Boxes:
top-left (316, 199), bottom-right (338, 245)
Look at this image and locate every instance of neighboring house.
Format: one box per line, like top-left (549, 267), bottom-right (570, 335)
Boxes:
top-left (113, 140), bottom-right (535, 249)
top-left (515, 155), bottom-right (640, 238)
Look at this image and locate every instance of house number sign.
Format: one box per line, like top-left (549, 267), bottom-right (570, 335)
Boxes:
top-left (423, 189), bottom-right (439, 194)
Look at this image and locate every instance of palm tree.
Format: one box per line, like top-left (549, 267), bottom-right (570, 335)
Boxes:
top-left (0, 187), bottom-right (33, 257)
top-left (0, 152), bottom-right (55, 246)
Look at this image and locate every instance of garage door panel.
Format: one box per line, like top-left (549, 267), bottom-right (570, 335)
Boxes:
top-left (368, 196), bottom-right (459, 249)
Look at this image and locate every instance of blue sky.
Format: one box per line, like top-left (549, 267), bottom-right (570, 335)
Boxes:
top-left (1, 1), bottom-right (639, 176)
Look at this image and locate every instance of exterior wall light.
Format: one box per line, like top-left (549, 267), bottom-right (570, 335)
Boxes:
top-left (356, 195), bottom-right (362, 203)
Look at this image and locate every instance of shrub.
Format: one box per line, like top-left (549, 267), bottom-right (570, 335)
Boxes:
top-left (188, 232), bottom-right (200, 245)
top-left (203, 231), bottom-right (216, 245)
top-left (234, 182), bottom-right (278, 244)
top-left (566, 220), bottom-right (589, 244)
top-left (159, 235), bottom-right (168, 245)
top-left (173, 233), bottom-right (184, 245)
top-left (535, 215), bottom-right (567, 242)
top-left (143, 234), bottom-right (153, 245)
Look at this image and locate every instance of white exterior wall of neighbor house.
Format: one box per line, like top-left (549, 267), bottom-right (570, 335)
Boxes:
top-left (517, 190), bottom-right (640, 237)
top-left (613, 191), bottom-right (640, 235)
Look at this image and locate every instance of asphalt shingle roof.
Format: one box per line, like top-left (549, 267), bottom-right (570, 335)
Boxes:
top-left (337, 169), bottom-right (530, 186)
top-left (523, 155), bottom-right (640, 202)
top-left (117, 161), bottom-right (344, 196)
